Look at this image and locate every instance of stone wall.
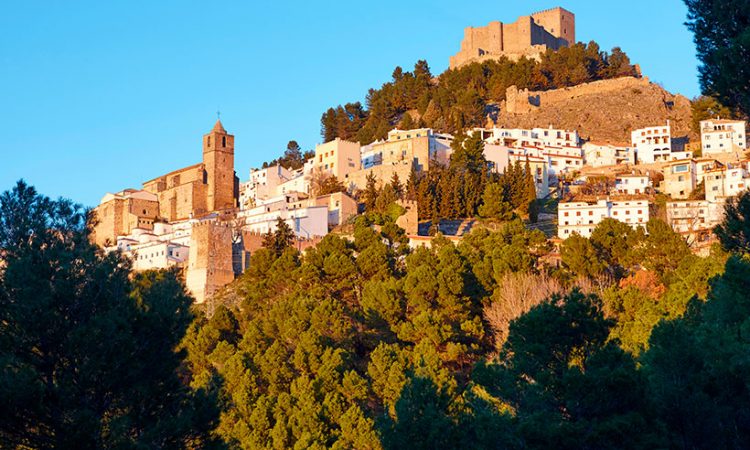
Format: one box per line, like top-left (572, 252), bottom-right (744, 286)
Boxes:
top-left (496, 76), bottom-right (695, 144)
top-left (143, 164), bottom-right (209, 222)
top-left (344, 163), bottom-right (413, 193)
top-left (91, 195), bottom-right (160, 247)
top-left (449, 7), bottom-right (574, 69)
top-left (505, 76), bottom-right (652, 114)
top-left (395, 200), bottom-right (419, 235)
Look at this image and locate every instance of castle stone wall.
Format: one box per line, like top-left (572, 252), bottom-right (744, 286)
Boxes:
top-left (504, 76), bottom-right (650, 115)
top-left (449, 7), bottom-right (575, 69)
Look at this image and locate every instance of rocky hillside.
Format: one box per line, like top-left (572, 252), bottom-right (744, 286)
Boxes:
top-left (492, 76), bottom-right (694, 144)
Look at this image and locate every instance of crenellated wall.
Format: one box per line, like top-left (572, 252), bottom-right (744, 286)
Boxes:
top-left (449, 7), bottom-right (575, 69)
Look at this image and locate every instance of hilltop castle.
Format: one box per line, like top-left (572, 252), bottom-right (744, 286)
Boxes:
top-left (449, 7), bottom-right (575, 69)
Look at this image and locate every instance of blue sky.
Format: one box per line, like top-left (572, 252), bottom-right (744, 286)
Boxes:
top-left (1, 1), bottom-right (700, 207)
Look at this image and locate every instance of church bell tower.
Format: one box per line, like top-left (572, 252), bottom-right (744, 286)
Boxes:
top-left (203, 120), bottom-right (236, 212)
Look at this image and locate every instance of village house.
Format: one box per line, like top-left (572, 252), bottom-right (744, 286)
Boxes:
top-left (582, 142), bottom-right (635, 167)
top-left (704, 162), bottom-right (750, 202)
top-left (666, 200), bottom-right (724, 234)
top-left (614, 173), bottom-right (651, 195)
top-left (631, 123), bottom-right (673, 164)
top-left (240, 164), bottom-right (296, 208)
top-left (238, 200), bottom-right (329, 238)
top-left (665, 199), bottom-right (724, 249)
top-left (313, 137), bottom-right (362, 181)
top-left (343, 129), bottom-right (452, 192)
top-left (558, 199), bottom-right (649, 239)
top-left (661, 159), bottom-right (697, 199)
top-left (478, 126), bottom-right (580, 149)
top-left (701, 118), bottom-right (747, 155)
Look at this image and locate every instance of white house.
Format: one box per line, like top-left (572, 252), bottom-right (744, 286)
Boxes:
top-left (701, 119), bottom-right (747, 155)
top-left (479, 126), bottom-right (580, 149)
top-left (558, 199), bottom-right (650, 239)
top-left (582, 142), bottom-right (635, 167)
top-left (131, 240), bottom-right (190, 271)
top-left (614, 173), bottom-right (651, 195)
top-left (631, 123), bottom-right (672, 164)
top-left (239, 205), bottom-right (329, 238)
top-left (240, 164), bottom-right (297, 208)
top-left (704, 163), bottom-right (750, 202)
top-left (666, 200), bottom-right (725, 236)
top-left (544, 145), bottom-right (584, 175)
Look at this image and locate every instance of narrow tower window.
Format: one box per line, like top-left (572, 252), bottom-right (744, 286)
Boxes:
top-left (222, 136), bottom-right (227, 147)
top-left (207, 136), bottom-right (211, 147)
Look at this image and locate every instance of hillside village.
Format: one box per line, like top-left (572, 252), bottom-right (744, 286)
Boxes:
top-left (90, 6), bottom-right (749, 304)
top-left (10, 2), bottom-right (750, 449)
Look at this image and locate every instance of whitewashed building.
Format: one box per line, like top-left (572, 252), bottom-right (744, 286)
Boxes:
top-left (544, 145), bottom-right (584, 175)
top-left (479, 126), bottom-right (580, 149)
top-left (582, 142), bottom-right (635, 167)
top-left (704, 163), bottom-right (750, 202)
top-left (701, 119), bottom-right (747, 155)
top-left (614, 173), bottom-right (651, 195)
top-left (631, 123), bottom-right (673, 164)
top-left (239, 205), bottom-right (329, 238)
top-left (666, 200), bottom-right (724, 235)
top-left (558, 199), bottom-right (650, 239)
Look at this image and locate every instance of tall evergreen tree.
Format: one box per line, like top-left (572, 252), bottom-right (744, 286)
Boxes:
top-left (0, 181), bottom-right (221, 449)
top-left (262, 217), bottom-right (296, 257)
top-left (390, 172), bottom-right (403, 199)
top-left (363, 172), bottom-right (379, 211)
top-left (685, 0), bottom-right (750, 117)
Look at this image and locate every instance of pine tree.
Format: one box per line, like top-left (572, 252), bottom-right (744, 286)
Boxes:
top-left (363, 172), bottom-right (379, 211)
top-left (390, 172), bottom-right (403, 199)
top-left (0, 181), bottom-right (221, 448)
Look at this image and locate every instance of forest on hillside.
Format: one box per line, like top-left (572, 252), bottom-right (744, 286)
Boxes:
top-left (320, 42), bottom-right (639, 144)
top-left (3, 178), bottom-right (750, 449)
top-left (4, 1), bottom-right (750, 448)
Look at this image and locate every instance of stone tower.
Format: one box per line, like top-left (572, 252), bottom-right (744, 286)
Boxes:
top-left (530, 7), bottom-right (575, 48)
top-left (185, 219), bottom-right (234, 303)
top-left (203, 120), bottom-right (236, 212)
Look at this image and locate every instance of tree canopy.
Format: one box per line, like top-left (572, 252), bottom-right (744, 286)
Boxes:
top-left (0, 181), bottom-right (221, 449)
top-left (685, 0), bottom-right (750, 118)
top-left (4, 163), bottom-right (750, 449)
top-left (321, 43), bottom-right (639, 143)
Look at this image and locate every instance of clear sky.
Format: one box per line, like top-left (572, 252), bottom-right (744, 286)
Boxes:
top-left (1, 1), bottom-right (700, 207)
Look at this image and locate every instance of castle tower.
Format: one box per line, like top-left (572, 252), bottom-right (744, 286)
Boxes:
top-left (203, 120), bottom-right (237, 212)
top-left (530, 7), bottom-right (575, 47)
top-left (185, 220), bottom-right (234, 303)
